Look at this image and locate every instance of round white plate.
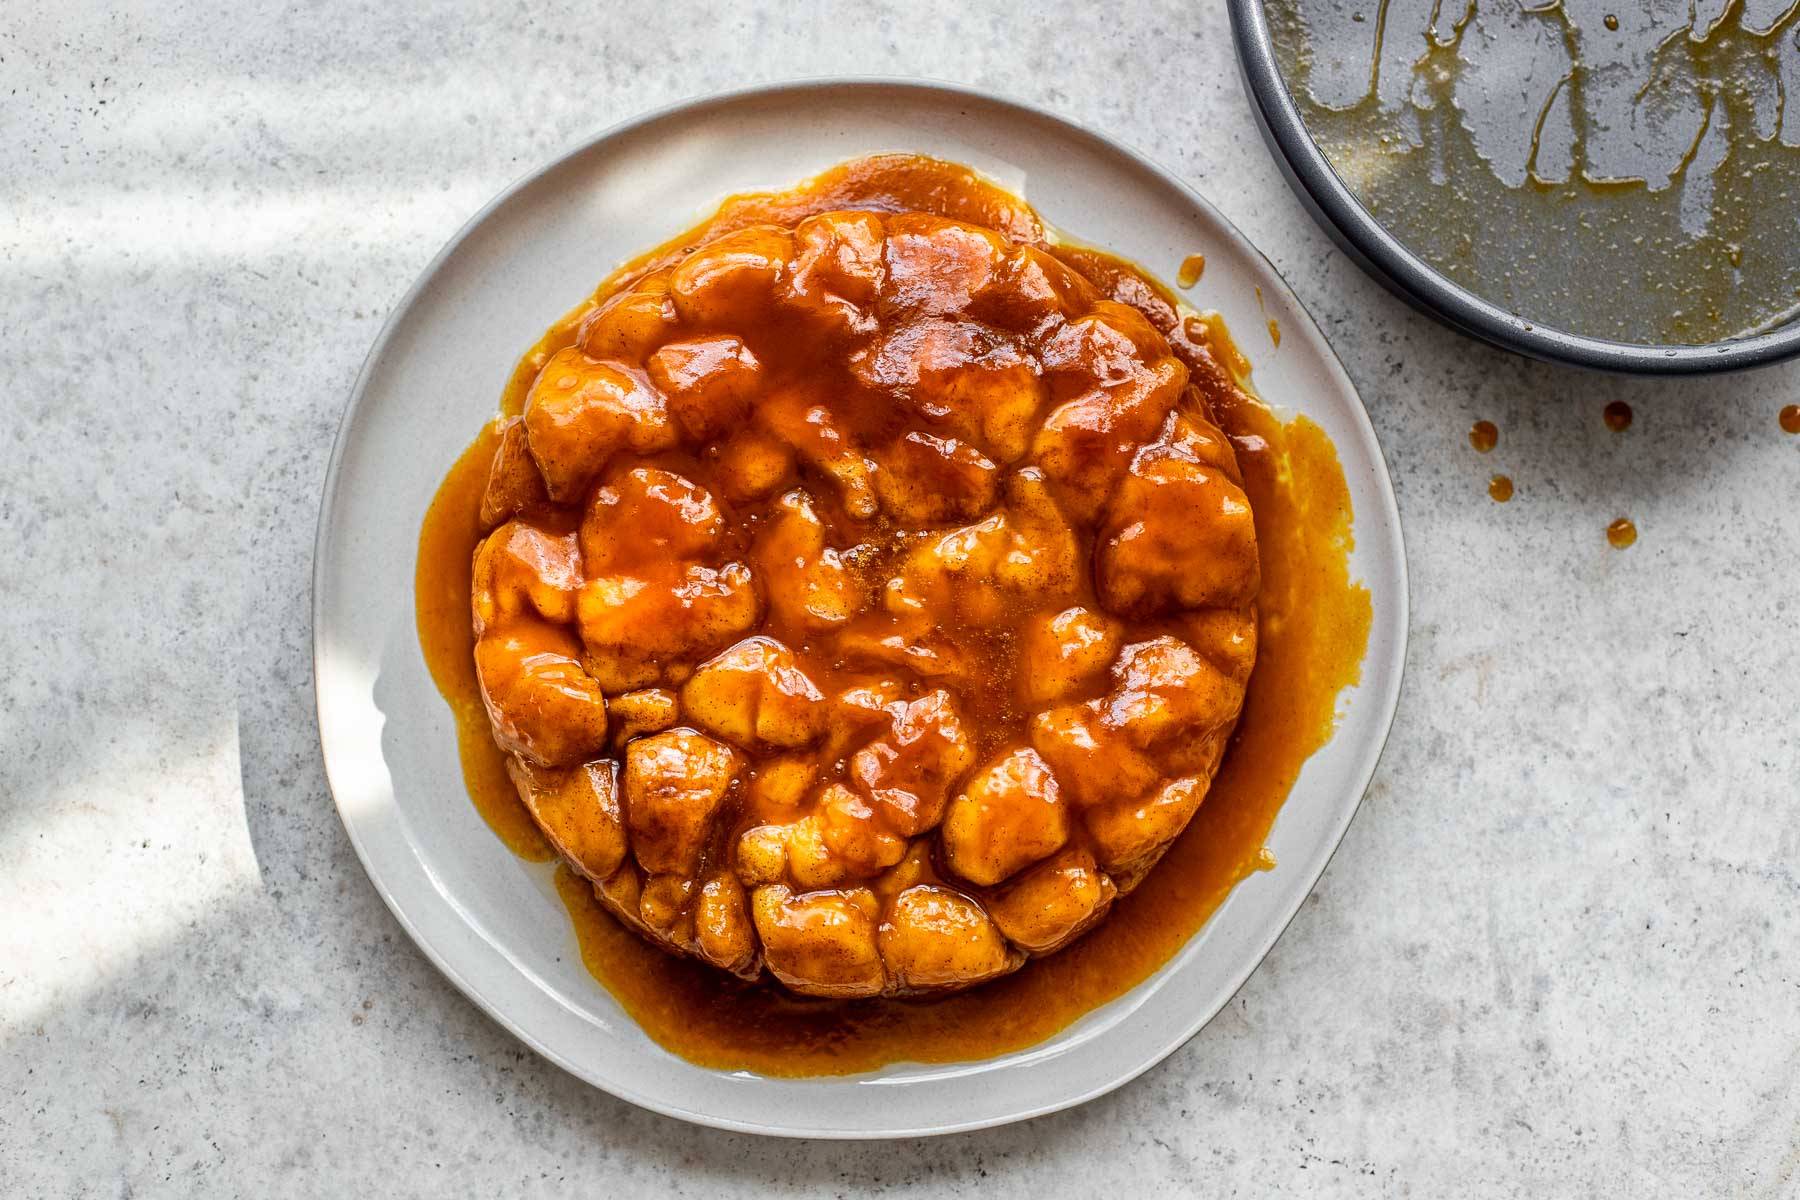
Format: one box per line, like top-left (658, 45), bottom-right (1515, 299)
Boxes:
top-left (313, 79), bottom-right (1408, 1139)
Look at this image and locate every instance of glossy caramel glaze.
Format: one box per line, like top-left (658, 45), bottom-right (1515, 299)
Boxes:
top-left (415, 428), bottom-right (553, 861)
top-left (417, 155), bottom-right (1372, 1071)
top-left (1780, 404), bottom-right (1800, 435)
top-left (1607, 517), bottom-right (1638, 549)
top-left (1488, 474), bottom-right (1514, 503)
top-left (1469, 420), bottom-right (1498, 453)
top-left (1177, 254), bottom-right (1206, 288)
top-left (1603, 401), bottom-right (1634, 433)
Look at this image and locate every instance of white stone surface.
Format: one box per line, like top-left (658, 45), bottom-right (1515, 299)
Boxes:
top-left (2, 1), bottom-right (1797, 1195)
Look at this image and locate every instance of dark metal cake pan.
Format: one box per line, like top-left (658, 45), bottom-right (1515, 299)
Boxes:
top-left (1228, 0), bottom-right (1800, 376)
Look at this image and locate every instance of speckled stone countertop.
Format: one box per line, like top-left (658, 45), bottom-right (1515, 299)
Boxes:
top-left (4, 3), bottom-right (1798, 1196)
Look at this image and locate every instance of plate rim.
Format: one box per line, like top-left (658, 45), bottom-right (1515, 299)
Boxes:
top-left (311, 75), bottom-right (1411, 1139)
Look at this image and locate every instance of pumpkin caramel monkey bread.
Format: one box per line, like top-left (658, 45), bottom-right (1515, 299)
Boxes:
top-left (469, 190), bottom-right (1261, 999)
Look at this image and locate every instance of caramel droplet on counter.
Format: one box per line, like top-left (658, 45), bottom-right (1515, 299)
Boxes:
top-left (1607, 517), bottom-right (1637, 549)
top-left (1177, 254), bottom-right (1206, 288)
top-left (1603, 13), bottom-right (1619, 29)
top-left (1488, 474), bottom-right (1514, 502)
top-left (1780, 404), bottom-right (1800, 434)
top-left (1469, 420), bottom-right (1498, 453)
top-left (1603, 401), bottom-right (1633, 432)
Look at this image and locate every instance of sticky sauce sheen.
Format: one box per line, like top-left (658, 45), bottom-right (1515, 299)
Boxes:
top-left (416, 157), bottom-right (1373, 1075)
top-left (1488, 474), bottom-right (1514, 503)
top-left (1177, 254), bottom-right (1207, 288)
top-left (1607, 517), bottom-right (1639, 549)
top-left (1470, 420), bottom-right (1498, 453)
top-left (1780, 404), bottom-right (1800, 434)
top-left (416, 430), bottom-right (552, 861)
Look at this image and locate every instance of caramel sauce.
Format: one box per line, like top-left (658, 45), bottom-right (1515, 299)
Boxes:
top-left (415, 427), bottom-right (552, 860)
top-left (1607, 517), bottom-right (1638, 548)
top-left (1177, 253), bottom-right (1206, 288)
top-left (1469, 419), bottom-right (1498, 453)
top-left (1488, 474), bottom-right (1514, 502)
top-left (1267, 319), bottom-right (1283, 348)
top-left (415, 157), bottom-right (1373, 1075)
top-left (1780, 404), bottom-right (1800, 434)
top-left (1603, 400), bottom-right (1634, 432)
